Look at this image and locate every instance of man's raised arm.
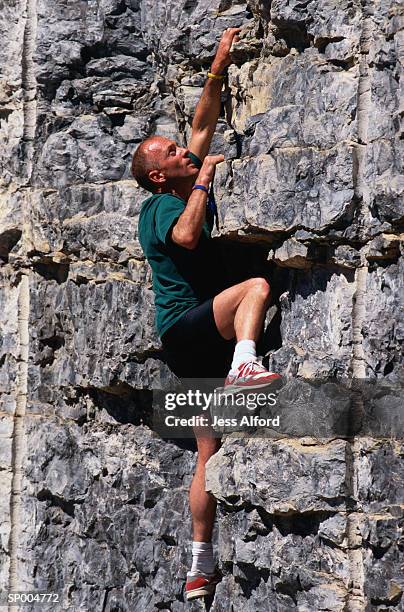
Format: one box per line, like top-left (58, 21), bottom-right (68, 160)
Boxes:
top-left (188, 28), bottom-right (241, 161)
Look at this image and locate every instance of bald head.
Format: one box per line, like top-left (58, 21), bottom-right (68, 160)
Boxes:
top-left (131, 136), bottom-right (169, 192)
top-left (132, 135), bottom-right (199, 194)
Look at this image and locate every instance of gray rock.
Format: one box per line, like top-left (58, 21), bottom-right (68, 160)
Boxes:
top-left (216, 144), bottom-right (355, 236)
top-left (206, 438), bottom-right (351, 514)
top-left (36, 114), bottom-right (132, 188)
top-left (366, 138), bottom-right (404, 226)
top-left (28, 270), bottom-right (168, 398)
top-left (362, 260), bottom-right (404, 376)
top-left (272, 238), bottom-right (311, 269)
top-left (17, 415), bottom-right (195, 610)
top-left (270, 0), bottom-right (362, 45)
top-left (356, 439), bottom-right (404, 512)
top-left (362, 513), bottom-right (404, 608)
top-left (245, 54), bottom-right (359, 153)
top-left (318, 514), bottom-right (348, 547)
top-left (365, 234), bottom-right (402, 263)
top-left (1, 0), bottom-right (403, 608)
top-left (330, 244), bottom-right (362, 268)
top-left (268, 268), bottom-right (356, 378)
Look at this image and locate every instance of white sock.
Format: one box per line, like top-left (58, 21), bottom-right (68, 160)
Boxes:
top-left (231, 339), bottom-right (257, 372)
top-left (189, 541), bottom-right (215, 576)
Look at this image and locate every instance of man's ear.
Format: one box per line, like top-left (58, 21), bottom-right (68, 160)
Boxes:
top-left (148, 169), bottom-right (166, 186)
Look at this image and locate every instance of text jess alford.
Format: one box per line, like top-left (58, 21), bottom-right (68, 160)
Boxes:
top-left (165, 415), bottom-right (280, 427)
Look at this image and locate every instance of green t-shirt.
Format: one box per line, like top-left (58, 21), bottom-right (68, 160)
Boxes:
top-left (138, 152), bottom-right (219, 338)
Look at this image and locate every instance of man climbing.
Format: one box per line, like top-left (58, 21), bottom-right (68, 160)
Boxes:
top-left (132, 28), bottom-right (281, 601)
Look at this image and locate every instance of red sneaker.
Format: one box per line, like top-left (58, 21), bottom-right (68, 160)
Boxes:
top-left (224, 361), bottom-right (282, 391)
top-left (185, 573), bottom-right (220, 600)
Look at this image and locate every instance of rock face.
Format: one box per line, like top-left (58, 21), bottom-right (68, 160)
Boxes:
top-left (0, 0), bottom-right (403, 610)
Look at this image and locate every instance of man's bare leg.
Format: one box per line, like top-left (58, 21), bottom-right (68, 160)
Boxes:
top-left (188, 279), bottom-right (270, 543)
top-left (189, 428), bottom-right (220, 542)
top-left (186, 427), bottom-right (220, 585)
top-left (187, 279), bottom-right (273, 582)
top-left (213, 276), bottom-right (281, 385)
top-left (213, 277), bottom-right (271, 341)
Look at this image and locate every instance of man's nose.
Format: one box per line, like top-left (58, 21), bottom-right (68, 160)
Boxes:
top-left (181, 147), bottom-right (190, 158)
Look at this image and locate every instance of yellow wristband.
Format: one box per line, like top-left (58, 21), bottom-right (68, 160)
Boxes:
top-left (207, 71), bottom-right (225, 80)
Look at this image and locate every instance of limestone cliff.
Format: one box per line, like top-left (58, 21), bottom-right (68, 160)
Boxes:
top-left (0, 0), bottom-right (403, 610)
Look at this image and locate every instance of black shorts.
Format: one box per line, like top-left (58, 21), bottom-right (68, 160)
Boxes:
top-left (161, 298), bottom-right (235, 379)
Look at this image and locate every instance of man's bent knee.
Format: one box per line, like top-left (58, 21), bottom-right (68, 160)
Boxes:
top-left (249, 277), bottom-right (271, 299)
